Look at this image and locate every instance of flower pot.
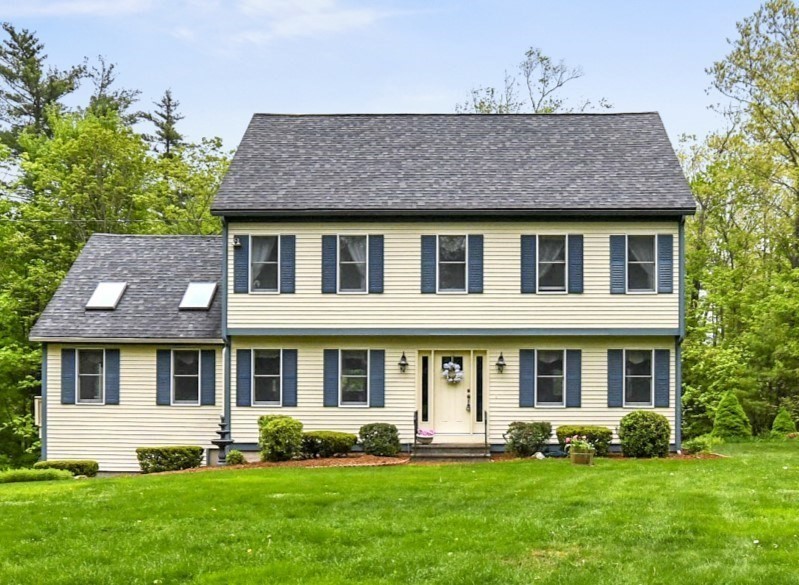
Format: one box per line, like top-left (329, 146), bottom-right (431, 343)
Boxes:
top-left (416, 436), bottom-right (433, 445)
top-left (570, 451), bottom-right (594, 466)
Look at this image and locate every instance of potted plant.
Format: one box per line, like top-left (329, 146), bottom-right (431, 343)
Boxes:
top-left (416, 429), bottom-right (435, 445)
top-left (565, 434), bottom-right (595, 465)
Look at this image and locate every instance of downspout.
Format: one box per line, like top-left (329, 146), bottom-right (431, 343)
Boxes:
top-left (222, 219), bottom-right (232, 458)
top-left (675, 217), bottom-right (686, 449)
top-left (40, 344), bottom-right (47, 461)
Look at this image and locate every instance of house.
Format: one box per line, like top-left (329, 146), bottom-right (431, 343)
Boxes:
top-left (30, 113), bottom-right (695, 471)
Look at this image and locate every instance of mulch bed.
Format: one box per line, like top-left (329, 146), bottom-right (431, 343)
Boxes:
top-left (165, 453), bottom-right (412, 474)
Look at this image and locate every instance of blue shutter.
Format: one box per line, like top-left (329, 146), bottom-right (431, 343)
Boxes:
top-left (657, 234), bottom-right (674, 293)
top-left (519, 349), bottom-right (535, 407)
top-left (280, 235), bottom-right (296, 294)
top-left (520, 235), bottom-right (537, 293)
top-left (105, 349), bottom-right (120, 405)
top-left (610, 235), bottom-right (626, 294)
top-left (368, 235), bottom-right (384, 293)
top-left (421, 235), bottom-right (436, 293)
top-left (61, 349), bottom-right (76, 404)
top-left (369, 350), bottom-right (385, 407)
top-left (200, 349), bottom-right (216, 406)
top-left (468, 234), bottom-right (483, 293)
top-left (236, 349), bottom-right (252, 407)
top-left (607, 350), bottom-right (623, 407)
top-left (322, 235), bottom-right (337, 294)
top-left (654, 349), bottom-right (670, 407)
top-left (156, 350), bottom-right (171, 405)
top-left (566, 349), bottom-right (581, 407)
top-left (282, 349), bottom-right (298, 407)
top-left (568, 234), bottom-right (584, 294)
top-left (323, 349), bottom-right (339, 407)
top-left (233, 235), bottom-right (249, 294)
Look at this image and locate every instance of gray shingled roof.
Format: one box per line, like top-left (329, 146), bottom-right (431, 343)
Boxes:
top-left (211, 113), bottom-right (695, 217)
top-left (30, 234), bottom-right (222, 342)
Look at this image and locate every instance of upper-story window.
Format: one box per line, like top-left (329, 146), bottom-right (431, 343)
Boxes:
top-left (624, 349), bottom-right (653, 406)
top-left (173, 350), bottom-right (200, 405)
top-left (251, 236), bottom-right (279, 292)
top-left (627, 235), bottom-right (656, 292)
top-left (538, 235), bottom-right (567, 292)
top-left (338, 235), bottom-right (368, 293)
top-left (77, 349), bottom-right (104, 404)
top-left (438, 235), bottom-right (467, 292)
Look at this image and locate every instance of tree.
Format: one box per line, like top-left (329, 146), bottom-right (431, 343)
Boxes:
top-left (712, 391), bottom-right (752, 439)
top-left (0, 23), bottom-right (85, 146)
top-left (86, 56), bottom-right (141, 124)
top-left (144, 89), bottom-right (184, 157)
top-left (771, 407), bottom-right (797, 436)
top-left (456, 47), bottom-right (611, 114)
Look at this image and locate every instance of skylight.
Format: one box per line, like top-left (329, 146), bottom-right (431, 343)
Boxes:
top-left (86, 282), bottom-right (127, 310)
top-left (179, 282), bottom-right (217, 310)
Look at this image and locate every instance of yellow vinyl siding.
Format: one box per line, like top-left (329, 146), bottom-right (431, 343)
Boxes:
top-left (227, 221), bottom-right (679, 330)
top-left (45, 344), bottom-right (223, 472)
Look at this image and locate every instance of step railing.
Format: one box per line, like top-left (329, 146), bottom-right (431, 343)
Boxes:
top-left (413, 410), bottom-right (419, 446)
top-left (484, 410), bottom-right (488, 452)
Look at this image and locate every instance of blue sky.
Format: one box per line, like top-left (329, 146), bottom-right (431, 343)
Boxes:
top-left (1, 0), bottom-right (763, 149)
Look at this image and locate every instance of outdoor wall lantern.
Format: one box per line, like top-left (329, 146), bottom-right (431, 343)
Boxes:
top-left (398, 352), bottom-right (409, 373)
top-left (232, 235), bottom-right (242, 248)
top-left (496, 352), bottom-right (506, 373)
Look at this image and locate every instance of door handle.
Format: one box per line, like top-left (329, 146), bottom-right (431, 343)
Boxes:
top-left (466, 388), bottom-right (471, 412)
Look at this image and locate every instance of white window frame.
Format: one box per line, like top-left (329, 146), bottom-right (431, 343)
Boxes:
top-left (336, 234), bottom-right (369, 294)
top-left (252, 348), bottom-right (283, 407)
top-left (339, 349), bottom-right (370, 407)
top-left (171, 349), bottom-right (201, 406)
top-left (436, 234), bottom-right (468, 294)
top-left (248, 234), bottom-right (281, 294)
top-left (76, 348), bottom-right (105, 405)
top-left (536, 234), bottom-right (569, 294)
top-left (533, 349), bottom-right (566, 408)
top-left (625, 235), bottom-right (658, 294)
top-left (622, 349), bottom-right (654, 408)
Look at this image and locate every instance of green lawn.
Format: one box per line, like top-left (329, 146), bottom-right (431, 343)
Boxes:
top-left (2, 443), bottom-right (798, 584)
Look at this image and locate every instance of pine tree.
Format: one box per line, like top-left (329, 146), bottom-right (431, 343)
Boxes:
top-left (144, 89), bottom-right (184, 157)
top-left (712, 391), bottom-right (753, 439)
top-left (771, 407), bottom-right (797, 437)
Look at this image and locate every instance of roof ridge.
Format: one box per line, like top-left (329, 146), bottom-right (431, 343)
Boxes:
top-left (89, 233), bottom-right (221, 238)
top-left (250, 112), bottom-right (661, 118)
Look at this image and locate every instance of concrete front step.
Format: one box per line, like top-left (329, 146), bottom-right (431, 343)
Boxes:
top-left (412, 443), bottom-right (490, 461)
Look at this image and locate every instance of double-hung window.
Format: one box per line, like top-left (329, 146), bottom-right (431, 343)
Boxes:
top-left (172, 350), bottom-right (200, 405)
top-left (536, 350), bottom-right (565, 406)
top-left (624, 350), bottom-right (653, 406)
top-left (253, 349), bottom-right (281, 405)
top-left (538, 235), bottom-right (567, 292)
top-left (438, 235), bottom-right (467, 292)
top-left (627, 236), bottom-right (656, 292)
top-left (77, 349), bottom-right (104, 404)
top-left (251, 236), bottom-right (279, 292)
top-left (338, 235), bottom-right (368, 293)
top-left (340, 350), bottom-right (368, 406)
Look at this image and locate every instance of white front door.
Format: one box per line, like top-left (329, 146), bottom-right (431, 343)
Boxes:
top-left (433, 352), bottom-right (472, 434)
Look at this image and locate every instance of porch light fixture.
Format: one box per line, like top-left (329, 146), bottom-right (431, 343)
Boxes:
top-left (398, 352), bottom-right (409, 373)
top-left (496, 353), bottom-right (506, 373)
top-left (232, 235), bottom-right (242, 248)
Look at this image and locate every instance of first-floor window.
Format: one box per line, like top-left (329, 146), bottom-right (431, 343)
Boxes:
top-left (173, 350), bottom-right (200, 404)
top-left (254, 349), bottom-right (281, 405)
top-left (77, 349), bottom-right (104, 403)
top-left (625, 350), bottom-right (653, 406)
top-left (341, 350), bottom-right (368, 405)
top-left (536, 350), bottom-right (564, 406)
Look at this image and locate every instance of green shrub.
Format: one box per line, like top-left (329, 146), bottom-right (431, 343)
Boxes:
top-left (712, 391), bottom-right (752, 440)
top-left (225, 450), bottom-right (245, 465)
top-left (618, 411), bottom-right (671, 458)
top-left (302, 431), bottom-right (357, 458)
top-left (503, 421), bottom-right (552, 457)
top-left (682, 435), bottom-right (716, 455)
top-left (359, 423), bottom-right (401, 457)
top-left (771, 407), bottom-right (797, 437)
top-left (33, 460), bottom-right (99, 477)
top-left (556, 425), bottom-right (613, 457)
top-left (259, 415), bottom-right (303, 462)
top-left (135, 446), bottom-right (204, 474)
top-left (0, 468), bottom-right (73, 483)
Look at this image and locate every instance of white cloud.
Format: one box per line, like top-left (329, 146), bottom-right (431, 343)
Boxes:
top-left (0, 0), bottom-right (153, 17)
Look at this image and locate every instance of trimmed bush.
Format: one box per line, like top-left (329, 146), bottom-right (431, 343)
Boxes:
top-left (712, 392), bottom-right (752, 440)
top-left (0, 468), bottom-right (73, 483)
top-left (302, 431), bottom-right (357, 458)
top-left (503, 421), bottom-right (552, 457)
top-left (556, 425), bottom-right (613, 457)
top-left (136, 446), bottom-right (204, 474)
top-left (682, 435), bottom-right (714, 455)
top-left (359, 423), bottom-right (401, 457)
top-left (618, 411), bottom-right (671, 458)
top-left (34, 460), bottom-right (99, 477)
top-left (259, 415), bottom-right (303, 462)
top-left (771, 407), bottom-right (797, 437)
top-left (225, 450), bottom-right (245, 465)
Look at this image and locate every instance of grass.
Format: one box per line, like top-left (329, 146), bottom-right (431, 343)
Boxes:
top-left (1, 443), bottom-right (798, 584)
